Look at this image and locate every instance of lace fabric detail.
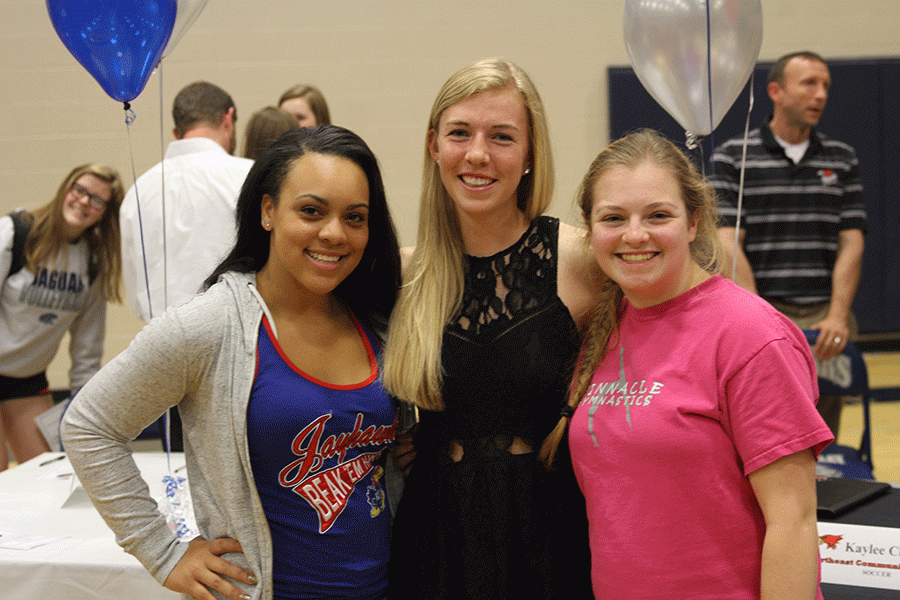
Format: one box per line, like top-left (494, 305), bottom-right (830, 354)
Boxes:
top-left (450, 219), bottom-right (556, 342)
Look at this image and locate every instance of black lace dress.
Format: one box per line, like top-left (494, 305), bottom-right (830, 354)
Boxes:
top-left (389, 217), bottom-right (593, 600)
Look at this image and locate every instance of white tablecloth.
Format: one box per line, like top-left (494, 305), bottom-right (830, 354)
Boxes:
top-left (0, 452), bottom-right (184, 599)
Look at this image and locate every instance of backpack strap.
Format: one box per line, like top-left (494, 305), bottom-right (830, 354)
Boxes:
top-left (6, 210), bottom-right (99, 285)
top-left (6, 209), bottom-right (31, 279)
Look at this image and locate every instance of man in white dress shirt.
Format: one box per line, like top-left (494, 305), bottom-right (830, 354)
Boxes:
top-left (120, 81), bottom-right (253, 322)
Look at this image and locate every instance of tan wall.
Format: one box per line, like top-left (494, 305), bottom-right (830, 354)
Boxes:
top-left (1, 0), bottom-right (898, 388)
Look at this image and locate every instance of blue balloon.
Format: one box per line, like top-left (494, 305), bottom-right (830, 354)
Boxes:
top-left (47, 0), bottom-right (177, 103)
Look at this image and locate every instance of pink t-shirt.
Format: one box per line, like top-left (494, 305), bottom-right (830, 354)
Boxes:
top-left (569, 275), bottom-right (833, 599)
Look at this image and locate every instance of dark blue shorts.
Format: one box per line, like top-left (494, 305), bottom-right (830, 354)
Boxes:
top-left (0, 372), bottom-right (50, 401)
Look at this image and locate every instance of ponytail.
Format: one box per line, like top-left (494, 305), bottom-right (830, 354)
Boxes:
top-left (539, 280), bottom-right (623, 467)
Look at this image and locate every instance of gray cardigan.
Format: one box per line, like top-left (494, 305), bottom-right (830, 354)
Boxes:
top-left (63, 271), bottom-right (374, 600)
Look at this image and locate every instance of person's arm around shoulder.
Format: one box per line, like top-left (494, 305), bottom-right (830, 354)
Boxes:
top-left (557, 221), bottom-right (604, 331)
top-left (811, 228), bottom-right (863, 361)
top-left (718, 226), bottom-right (758, 294)
top-left (748, 448), bottom-right (820, 600)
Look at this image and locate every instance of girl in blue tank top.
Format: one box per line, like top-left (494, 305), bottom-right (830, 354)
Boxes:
top-left (248, 314), bottom-right (395, 599)
top-left (62, 126), bottom-right (401, 600)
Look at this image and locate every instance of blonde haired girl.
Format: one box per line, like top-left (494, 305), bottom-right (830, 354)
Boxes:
top-left (384, 58), bottom-right (598, 599)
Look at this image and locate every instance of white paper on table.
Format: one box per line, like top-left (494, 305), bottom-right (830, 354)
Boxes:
top-left (818, 521), bottom-right (900, 590)
top-left (0, 530), bottom-right (67, 550)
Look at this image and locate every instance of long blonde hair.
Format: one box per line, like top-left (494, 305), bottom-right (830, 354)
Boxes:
top-left (22, 163), bottom-right (124, 302)
top-left (540, 129), bottom-right (723, 465)
top-left (382, 58), bottom-right (554, 411)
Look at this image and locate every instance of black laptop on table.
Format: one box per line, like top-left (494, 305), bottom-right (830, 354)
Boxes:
top-left (816, 476), bottom-right (892, 518)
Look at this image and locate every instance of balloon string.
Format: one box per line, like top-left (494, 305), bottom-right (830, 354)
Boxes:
top-left (698, 140), bottom-right (707, 178)
top-left (704, 0), bottom-right (714, 143)
top-left (126, 102), bottom-right (173, 469)
top-left (124, 107), bottom-right (155, 325)
top-left (732, 72), bottom-right (755, 281)
top-left (158, 62), bottom-right (169, 318)
top-left (701, 1), bottom-right (718, 160)
top-left (156, 61), bottom-right (174, 473)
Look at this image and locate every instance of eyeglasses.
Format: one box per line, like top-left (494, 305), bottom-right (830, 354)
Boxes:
top-left (70, 182), bottom-right (109, 211)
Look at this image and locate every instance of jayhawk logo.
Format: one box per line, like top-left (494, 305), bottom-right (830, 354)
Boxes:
top-left (366, 465), bottom-right (386, 517)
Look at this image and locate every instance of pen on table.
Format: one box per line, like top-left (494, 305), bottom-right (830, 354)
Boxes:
top-left (40, 455), bottom-right (66, 467)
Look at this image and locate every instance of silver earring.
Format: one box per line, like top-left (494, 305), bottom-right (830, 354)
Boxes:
top-left (524, 168), bottom-right (531, 175)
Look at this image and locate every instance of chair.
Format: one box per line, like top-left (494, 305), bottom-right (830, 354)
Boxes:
top-left (803, 330), bottom-right (875, 479)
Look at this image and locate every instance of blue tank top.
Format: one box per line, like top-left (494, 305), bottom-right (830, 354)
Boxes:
top-left (247, 315), bottom-right (396, 599)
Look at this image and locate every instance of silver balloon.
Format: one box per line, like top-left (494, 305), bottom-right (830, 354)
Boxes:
top-left (162, 0), bottom-right (210, 58)
top-left (624, 0), bottom-right (763, 136)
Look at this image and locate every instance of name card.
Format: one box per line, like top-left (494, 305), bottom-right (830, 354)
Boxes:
top-left (818, 522), bottom-right (900, 590)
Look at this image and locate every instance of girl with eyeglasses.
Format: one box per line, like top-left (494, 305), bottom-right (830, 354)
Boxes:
top-left (0, 163), bottom-right (123, 470)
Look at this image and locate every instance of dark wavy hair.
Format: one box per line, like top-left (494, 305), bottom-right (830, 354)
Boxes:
top-left (205, 125), bottom-right (401, 328)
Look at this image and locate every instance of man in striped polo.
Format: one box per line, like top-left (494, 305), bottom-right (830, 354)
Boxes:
top-left (711, 51), bottom-right (866, 437)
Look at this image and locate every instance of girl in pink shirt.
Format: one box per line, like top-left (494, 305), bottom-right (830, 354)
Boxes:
top-left (542, 129), bottom-right (832, 600)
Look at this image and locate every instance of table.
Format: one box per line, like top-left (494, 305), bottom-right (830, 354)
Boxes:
top-left (0, 452), bottom-right (183, 599)
top-left (820, 485), bottom-right (900, 600)
top-left (2, 453), bottom-right (895, 599)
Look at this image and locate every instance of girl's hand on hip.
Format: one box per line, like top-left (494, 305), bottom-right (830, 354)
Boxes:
top-left (164, 536), bottom-right (258, 600)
